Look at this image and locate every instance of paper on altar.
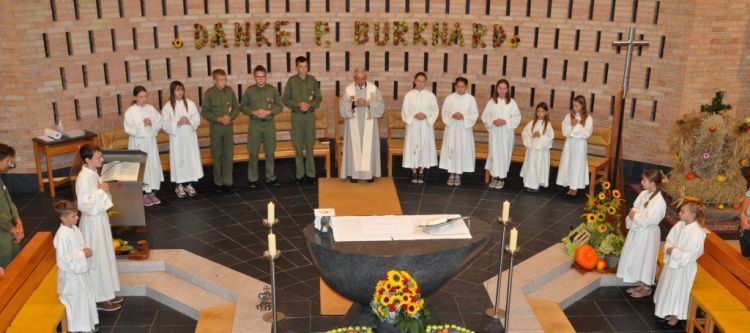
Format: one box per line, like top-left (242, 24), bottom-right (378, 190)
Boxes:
top-left (331, 214), bottom-right (472, 242)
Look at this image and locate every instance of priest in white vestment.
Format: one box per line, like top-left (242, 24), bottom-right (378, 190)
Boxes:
top-left (654, 203), bottom-right (706, 326)
top-left (556, 95), bottom-right (593, 197)
top-left (338, 69), bottom-right (385, 182)
top-left (76, 145), bottom-right (122, 311)
top-left (401, 72), bottom-right (439, 183)
top-left (617, 170), bottom-right (666, 298)
top-left (53, 200), bottom-right (99, 332)
top-left (161, 81), bottom-right (203, 198)
top-left (482, 79), bottom-right (521, 189)
top-left (520, 102), bottom-right (555, 191)
top-left (124, 86), bottom-right (164, 206)
top-left (439, 77), bottom-right (479, 186)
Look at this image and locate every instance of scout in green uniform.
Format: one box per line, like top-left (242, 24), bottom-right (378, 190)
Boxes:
top-left (240, 65), bottom-right (282, 187)
top-left (201, 69), bottom-right (240, 193)
top-left (0, 144), bottom-right (24, 273)
top-left (282, 56), bottom-right (322, 185)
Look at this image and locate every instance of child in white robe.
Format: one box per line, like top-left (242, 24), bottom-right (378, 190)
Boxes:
top-left (520, 102), bottom-right (554, 192)
top-left (556, 95), bottom-right (593, 197)
top-left (482, 79), bottom-right (521, 189)
top-left (617, 169), bottom-right (667, 298)
top-left (654, 201), bottom-right (706, 327)
top-left (161, 81), bottom-right (203, 198)
top-left (439, 77), bottom-right (479, 186)
top-left (401, 72), bottom-right (439, 184)
top-left (53, 199), bottom-right (99, 333)
top-left (124, 85), bottom-right (164, 206)
top-left (76, 144), bottom-right (123, 311)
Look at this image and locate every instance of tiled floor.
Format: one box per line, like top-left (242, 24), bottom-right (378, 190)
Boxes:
top-left (96, 297), bottom-right (196, 333)
top-left (10, 157), bottom-right (677, 332)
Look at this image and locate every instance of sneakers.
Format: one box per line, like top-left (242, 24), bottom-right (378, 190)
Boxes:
top-left (185, 184), bottom-right (197, 196)
top-left (493, 178), bottom-right (504, 189)
top-left (454, 175), bottom-right (461, 186)
top-left (143, 194), bottom-right (154, 207)
top-left (447, 175), bottom-right (455, 186)
top-left (175, 185), bottom-right (187, 198)
top-left (489, 178), bottom-right (498, 188)
top-left (110, 296), bottom-right (125, 304)
top-left (96, 301), bottom-right (122, 312)
top-left (149, 193), bottom-right (161, 205)
top-left (411, 172), bottom-right (419, 184)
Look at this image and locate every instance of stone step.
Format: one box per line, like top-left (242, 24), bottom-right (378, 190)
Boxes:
top-left (119, 271), bottom-right (232, 320)
top-left (527, 268), bottom-right (603, 309)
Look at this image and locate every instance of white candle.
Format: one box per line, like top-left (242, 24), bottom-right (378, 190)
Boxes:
top-left (268, 233), bottom-right (277, 256)
top-left (509, 227), bottom-right (518, 251)
top-left (268, 201), bottom-right (275, 222)
top-left (501, 200), bottom-right (510, 221)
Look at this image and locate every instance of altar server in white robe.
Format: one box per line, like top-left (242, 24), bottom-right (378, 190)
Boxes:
top-left (520, 102), bottom-right (555, 192)
top-left (75, 144), bottom-right (122, 311)
top-left (124, 86), bottom-right (164, 206)
top-left (482, 79), bottom-right (521, 189)
top-left (556, 95), bottom-right (593, 197)
top-left (53, 199), bottom-right (99, 332)
top-left (654, 202), bottom-right (706, 327)
top-left (401, 72), bottom-right (439, 184)
top-left (338, 69), bottom-right (385, 182)
top-left (161, 81), bottom-right (203, 198)
top-left (617, 169), bottom-right (667, 298)
top-left (439, 77), bottom-right (479, 186)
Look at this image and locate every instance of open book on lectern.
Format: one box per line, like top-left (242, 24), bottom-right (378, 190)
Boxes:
top-left (100, 161), bottom-right (140, 182)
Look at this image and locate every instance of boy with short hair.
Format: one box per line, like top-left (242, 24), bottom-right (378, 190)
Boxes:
top-left (0, 143), bottom-right (23, 274)
top-left (241, 65), bottom-right (282, 187)
top-left (201, 69), bottom-right (240, 192)
top-left (53, 199), bottom-right (99, 333)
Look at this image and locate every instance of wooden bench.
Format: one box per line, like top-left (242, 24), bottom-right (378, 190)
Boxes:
top-left (195, 303), bottom-right (235, 333)
top-left (99, 111), bottom-right (332, 178)
top-left (386, 110), bottom-right (611, 197)
top-left (0, 232), bottom-right (68, 333)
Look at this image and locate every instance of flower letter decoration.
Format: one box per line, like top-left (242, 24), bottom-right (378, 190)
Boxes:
top-left (314, 21), bottom-right (332, 47)
top-left (210, 23), bottom-right (228, 48)
top-left (392, 21), bottom-right (409, 46)
top-left (472, 23), bottom-right (487, 48)
top-left (354, 21), bottom-right (369, 45)
top-left (255, 22), bottom-right (272, 47)
top-left (274, 20), bottom-right (292, 47)
top-left (492, 24), bottom-right (507, 48)
top-left (413, 22), bottom-right (428, 46)
top-left (373, 22), bottom-right (390, 46)
top-left (234, 22), bottom-right (251, 47)
top-left (194, 23), bottom-right (209, 49)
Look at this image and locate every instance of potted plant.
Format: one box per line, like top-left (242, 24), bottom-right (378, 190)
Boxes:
top-left (371, 270), bottom-right (430, 333)
top-left (598, 233), bottom-right (625, 268)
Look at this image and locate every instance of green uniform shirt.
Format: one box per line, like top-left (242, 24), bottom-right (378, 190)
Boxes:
top-left (282, 74), bottom-right (322, 113)
top-left (0, 178), bottom-right (18, 233)
top-left (201, 85), bottom-right (240, 125)
top-left (240, 84), bottom-right (283, 120)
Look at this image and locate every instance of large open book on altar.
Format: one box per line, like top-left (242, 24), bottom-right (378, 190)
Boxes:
top-left (100, 161), bottom-right (140, 182)
top-left (331, 214), bottom-right (472, 242)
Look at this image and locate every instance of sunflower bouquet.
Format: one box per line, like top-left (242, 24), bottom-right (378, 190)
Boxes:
top-left (371, 270), bottom-right (430, 333)
top-left (563, 181), bottom-right (625, 258)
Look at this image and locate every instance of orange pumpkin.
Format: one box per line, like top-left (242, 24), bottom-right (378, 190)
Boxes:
top-left (575, 244), bottom-right (599, 270)
top-left (596, 259), bottom-right (607, 270)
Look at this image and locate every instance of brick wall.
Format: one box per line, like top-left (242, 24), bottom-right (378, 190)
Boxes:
top-left (1, 0), bottom-right (749, 177)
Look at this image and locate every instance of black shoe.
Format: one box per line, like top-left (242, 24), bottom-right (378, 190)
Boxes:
top-left (295, 177), bottom-right (304, 185)
top-left (266, 179), bottom-right (281, 187)
top-left (366, 178), bottom-right (375, 183)
top-left (225, 185), bottom-right (237, 192)
top-left (247, 181), bottom-right (258, 188)
top-left (525, 187), bottom-right (539, 193)
top-left (306, 176), bottom-right (317, 185)
top-left (349, 178), bottom-right (358, 183)
top-left (214, 186), bottom-right (225, 194)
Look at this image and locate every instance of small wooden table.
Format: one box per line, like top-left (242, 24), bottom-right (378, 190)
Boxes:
top-left (32, 131), bottom-right (98, 197)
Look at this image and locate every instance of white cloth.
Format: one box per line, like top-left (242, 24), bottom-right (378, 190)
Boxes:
top-left (54, 224), bottom-right (99, 332)
top-left (401, 89), bottom-right (439, 169)
top-left (439, 93), bottom-right (479, 174)
top-left (654, 221), bottom-right (706, 320)
top-left (161, 99), bottom-right (204, 184)
top-left (556, 113), bottom-right (593, 189)
top-left (482, 98), bottom-right (521, 178)
top-left (520, 120), bottom-right (555, 190)
top-left (76, 167), bottom-right (120, 303)
top-left (124, 103), bottom-right (164, 192)
top-left (339, 82), bottom-right (385, 179)
top-left (616, 190), bottom-right (667, 285)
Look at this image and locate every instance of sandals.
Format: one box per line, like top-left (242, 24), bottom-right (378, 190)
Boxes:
top-left (630, 287), bottom-right (652, 298)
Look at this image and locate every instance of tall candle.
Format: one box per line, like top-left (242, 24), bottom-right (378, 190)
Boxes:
top-left (501, 200), bottom-right (510, 221)
top-left (509, 227), bottom-right (518, 251)
top-left (268, 233), bottom-right (277, 256)
top-left (268, 201), bottom-right (275, 222)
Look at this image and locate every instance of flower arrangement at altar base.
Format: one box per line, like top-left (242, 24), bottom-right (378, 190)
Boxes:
top-left (562, 180), bottom-right (625, 258)
top-left (425, 324), bottom-right (476, 333)
top-left (371, 270), bottom-right (430, 333)
top-left (326, 326), bottom-right (374, 333)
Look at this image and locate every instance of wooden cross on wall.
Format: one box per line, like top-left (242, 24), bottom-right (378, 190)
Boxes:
top-left (610, 28), bottom-right (650, 189)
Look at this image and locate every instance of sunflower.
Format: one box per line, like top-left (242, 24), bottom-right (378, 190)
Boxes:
top-left (407, 303), bottom-right (419, 315)
top-left (612, 190), bottom-right (622, 198)
top-left (607, 206), bottom-right (617, 215)
top-left (602, 182), bottom-right (611, 189)
top-left (596, 213), bottom-right (606, 222)
top-left (508, 35), bottom-right (521, 48)
top-left (172, 38), bottom-right (183, 49)
top-left (380, 295), bottom-right (391, 306)
top-left (387, 271), bottom-right (403, 284)
top-left (597, 224), bottom-right (608, 233)
top-left (377, 307), bottom-right (386, 318)
top-left (401, 294), bottom-right (411, 304)
top-left (586, 213), bottom-right (597, 223)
